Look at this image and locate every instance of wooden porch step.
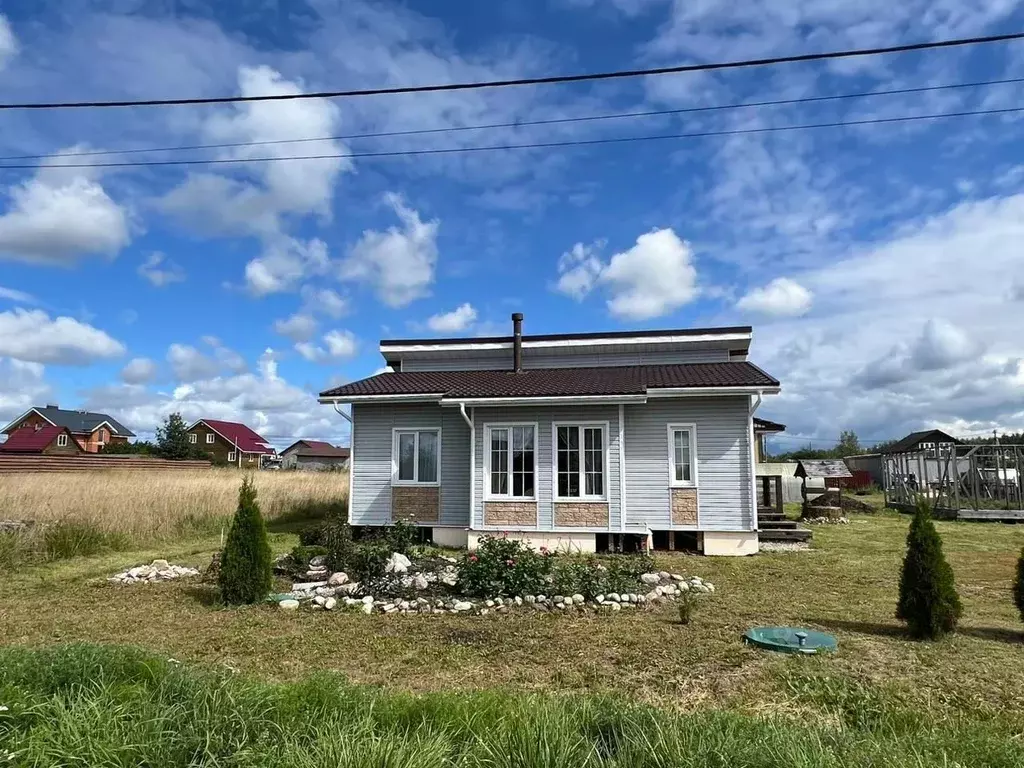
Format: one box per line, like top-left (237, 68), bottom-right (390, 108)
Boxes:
top-left (758, 518), bottom-right (799, 530)
top-left (759, 528), bottom-right (813, 543)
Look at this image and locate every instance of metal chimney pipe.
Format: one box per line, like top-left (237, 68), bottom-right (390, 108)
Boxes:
top-left (512, 312), bottom-right (523, 372)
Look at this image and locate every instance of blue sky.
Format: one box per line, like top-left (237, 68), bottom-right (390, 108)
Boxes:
top-left (1, 0), bottom-right (1023, 450)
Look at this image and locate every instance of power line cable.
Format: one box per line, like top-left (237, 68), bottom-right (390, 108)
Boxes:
top-left (4, 75), bottom-right (1021, 162)
top-left (8, 104), bottom-right (1022, 171)
top-left (0, 32), bottom-right (1021, 110)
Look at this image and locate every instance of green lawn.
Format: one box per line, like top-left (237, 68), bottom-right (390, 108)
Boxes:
top-left (2, 512), bottom-right (1024, 764)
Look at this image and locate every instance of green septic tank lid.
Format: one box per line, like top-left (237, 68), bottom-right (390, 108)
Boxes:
top-left (743, 626), bottom-right (837, 654)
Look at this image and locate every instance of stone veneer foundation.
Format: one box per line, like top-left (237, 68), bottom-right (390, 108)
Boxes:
top-left (483, 501), bottom-right (537, 527)
top-left (391, 485), bottom-right (440, 523)
top-left (553, 502), bottom-right (609, 527)
top-left (670, 488), bottom-right (698, 525)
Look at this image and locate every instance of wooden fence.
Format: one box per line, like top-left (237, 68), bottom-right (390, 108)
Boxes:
top-left (0, 454), bottom-right (212, 474)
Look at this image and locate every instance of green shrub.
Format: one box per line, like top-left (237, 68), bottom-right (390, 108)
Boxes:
top-left (896, 500), bottom-right (962, 639)
top-left (1014, 546), bottom-right (1024, 624)
top-left (348, 542), bottom-right (392, 585)
top-left (322, 513), bottom-right (354, 574)
top-left (289, 545), bottom-right (328, 568)
top-left (384, 518), bottom-right (416, 555)
top-left (218, 477), bottom-right (272, 605)
top-left (298, 524), bottom-right (324, 547)
top-left (550, 558), bottom-right (612, 599)
top-left (606, 553), bottom-right (656, 593)
top-left (459, 536), bottom-right (552, 597)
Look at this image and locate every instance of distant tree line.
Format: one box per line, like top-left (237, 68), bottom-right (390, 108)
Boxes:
top-left (100, 413), bottom-right (209, 461)
top-left (768, 430), bottom-right (897, 462)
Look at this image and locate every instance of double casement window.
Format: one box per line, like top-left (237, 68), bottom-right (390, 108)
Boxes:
top-left (393, 428), bottom-right (440, 485)
top-left (554, 424), bottom-right (606, 500)
top-left (56, 433), bottom-right (68, 447)
top-left (667, 424), bottom-right (698, 487)
top-left (189, 433), bottom-right (197, 444)
top-left (486, 424), bottom-right (536, 499)
top-left (206, 433), bottom-right (215, 444)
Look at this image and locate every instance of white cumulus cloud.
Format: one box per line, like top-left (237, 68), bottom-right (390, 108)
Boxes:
top-left (737, 277), bottom-right (813, 317)
top-left (138, 252), bottom-right (186, 287)
top-left (120, 357), bottom-right (158, 385)
top-left (0, 309), bottom-right (124, 365)
top-left (601, 229), bottom-right (698, 320)
top-left (295, 329), bottom-right (358, 363)
top-left (244, 237), bottom-right (330, 296)
top-left (273, 313), bottom-right (319, 343)
top-left (0, 158), bottom-right (132, 265)
top-left (0, 14), bottom-right (18, 71)
top-left (554, 241), bottom-right (605, 301)
top-left (426, 303), bottom-right (477, 333)
top-left (341, 194), bottom-right (439, 307)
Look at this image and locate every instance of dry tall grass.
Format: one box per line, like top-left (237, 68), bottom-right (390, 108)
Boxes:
top-left (0, 469), bottom-right (348, 541)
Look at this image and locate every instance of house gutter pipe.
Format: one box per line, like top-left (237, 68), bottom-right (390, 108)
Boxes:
top-left (748, 391), bottom-right (763, 533)
top-left (332, 402), bottom-right (353, 424)
top-left (458, 402), bottom-right (473, 429)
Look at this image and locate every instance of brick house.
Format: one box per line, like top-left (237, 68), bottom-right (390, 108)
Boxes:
top-left (1, 405), bottom-right (134, 453)
top-left (0, 425), bottom-right (84, 455)
top-left (186, 419), bottom-right (276, 467)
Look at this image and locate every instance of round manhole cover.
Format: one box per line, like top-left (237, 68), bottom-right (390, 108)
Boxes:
top-left (743, 626), bottom-right (837, 654)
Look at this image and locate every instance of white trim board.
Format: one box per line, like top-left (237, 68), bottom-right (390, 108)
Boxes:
top-left (482, 422), bottom-right (540, 502)
top-left (550, 421), bottom-right (611, 504)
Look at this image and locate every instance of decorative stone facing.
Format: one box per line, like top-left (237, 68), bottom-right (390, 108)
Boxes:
top-left (392, 486), bottom-right (440, 523)
top-left (554, 502), bottom-right (609, 527)
top-left (671, 488), bottom-right (698, 525)
top-left (484, 501), bottom-right (537, 527)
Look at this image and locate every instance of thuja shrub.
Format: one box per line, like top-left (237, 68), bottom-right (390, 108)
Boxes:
top-left (1013, 546), bottom-right (1024, 624)
top-left (896, 499), bottom-right (962, 640)
top-left (218, 477), bottom-right (272, 605)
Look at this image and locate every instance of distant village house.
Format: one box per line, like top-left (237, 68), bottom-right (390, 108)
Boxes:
top-left (280, 440), bottom-right (350, 471)
top-left (1, 405), bottom-right (134, 453)
top-left (186, 419), bottom-right (276, 467)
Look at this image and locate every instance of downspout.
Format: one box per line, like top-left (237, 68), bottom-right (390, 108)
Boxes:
top-left (332, 401), bottom-right (354, 523)
top-left (748, 392), bottom-right (763, 533)
top-left (618, 403), bottom-right (627, 534)
top-left (458, 403), bottom-right (475, 531)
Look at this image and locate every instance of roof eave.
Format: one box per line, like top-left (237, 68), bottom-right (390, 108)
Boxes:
top-left (647, 385), bottom-right (781, 397)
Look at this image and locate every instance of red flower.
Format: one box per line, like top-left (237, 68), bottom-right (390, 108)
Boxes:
top-left (506, 559), bottom-right (515, 566)
top-left (539, 546), bottom-right (548, 554)
top-left (469, 555), bottom-right (478, 562)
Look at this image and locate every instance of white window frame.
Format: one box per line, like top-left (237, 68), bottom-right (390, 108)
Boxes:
top-left (206, 433), bottom-right (215, 444)
top-left (56, 433), bottom-right (68, 447)
top-left (484, 422), bottom-right (539, 501)
top-left (227, 451), bottom-right (236, 462)
top-left (391, 427), bottom-right (441, 486)
top-left (552, 421), bottom-right (610, 502)
top-left (667, 423), bottom-right (699, 488)
top-left (189, 433), bottom-right (197, 444)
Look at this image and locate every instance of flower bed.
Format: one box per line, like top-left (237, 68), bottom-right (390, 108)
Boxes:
top-left (274, 535), bottom-right (715, 616)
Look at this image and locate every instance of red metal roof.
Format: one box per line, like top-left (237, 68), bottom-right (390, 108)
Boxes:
top-left (319, 362), bottom-right (779, 400)
top-left (200, 420), bottom-right (276, 455)
top-left (0, 426), bottom-right (74, 453)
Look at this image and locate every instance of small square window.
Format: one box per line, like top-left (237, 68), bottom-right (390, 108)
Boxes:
top-left (56, 433), bottom-right (68, 447)
top-left (227, 451), bottom-right (236, 462)
top-left (206, 433), bottom-right (215, 444)
top-left (189, 434), bottom-right (197, 444)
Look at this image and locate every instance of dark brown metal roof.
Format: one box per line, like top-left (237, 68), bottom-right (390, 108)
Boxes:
top-left (379, 325), bottom-right (752, 347)
top-left (753, 417), bottom-right (787, 433)
top-left (883, 429), bottom-right (961, 454)
top-left (319, 362), bottom-right (779, 400)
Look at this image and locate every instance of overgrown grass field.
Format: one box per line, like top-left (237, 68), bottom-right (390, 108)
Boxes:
top-left (2, 643), bottom-right (1023, 767)
top-left (0, 469), bottom-right (347, 567)
top-left (2, 478), bottom-right (1024, 765)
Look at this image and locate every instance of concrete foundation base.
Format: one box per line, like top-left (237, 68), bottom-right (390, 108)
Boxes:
top-left (701, 531), bottom-right (759, 556)
top-left (467, 531), bottom-right (596, 553)
top-left (430, 527), bottom-right (470, 549)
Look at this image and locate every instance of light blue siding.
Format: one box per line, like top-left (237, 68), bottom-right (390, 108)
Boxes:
top-left (350, 403), bottom-right (470, 527)
top-left (472, 405), bottom-right (621, 530)
top-left (400, 347), bottom-right (728, 372)
top-left (351, 397), bottom-right (754, 534)
top-left (623, 397), bottom-right (753, 531)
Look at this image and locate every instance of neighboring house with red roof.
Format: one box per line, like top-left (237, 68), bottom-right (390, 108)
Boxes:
top-left (1, 405), bottom-right (134, 453)
top-left (0, 425), bottom-right (84, 455)
top-left (318, 314), bottom-right (782, 556)
top-left (186, 419), bottom-right (276, 467)
top-left (280, 440), bottom-right (350, 471)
